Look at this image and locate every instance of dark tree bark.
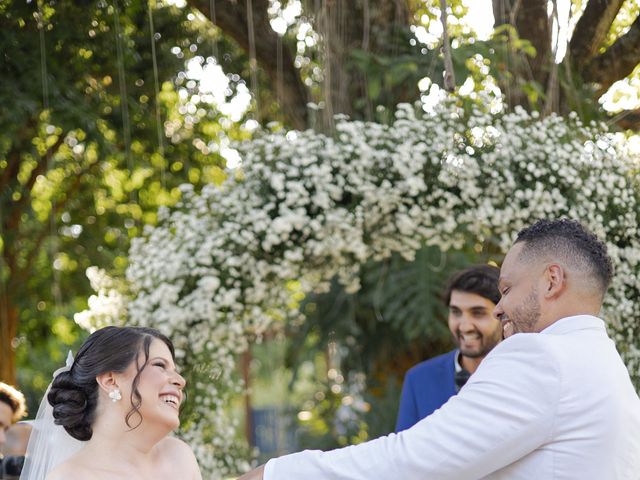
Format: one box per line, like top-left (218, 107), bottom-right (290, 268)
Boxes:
top-left (492, 0), bottom-right (552, 109)
top-left (493, 0), bottom-right (551, 78)
top-left (0, 295), bottom-right (18, 385)
top-left (494, 0), bottom-right (640, 129)
top-left (569, 0), bottom-right (626, 68)
top-left (582, 15), bottom-right (640, 95)
top-left (615, 108), bottom-right (640, 130)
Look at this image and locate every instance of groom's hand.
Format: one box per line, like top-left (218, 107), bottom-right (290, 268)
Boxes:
top-left (238, 464), bottom-right (265, 480)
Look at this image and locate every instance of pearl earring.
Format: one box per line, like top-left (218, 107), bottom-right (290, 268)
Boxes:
top-left (109, 388), bottom-right (122, 402)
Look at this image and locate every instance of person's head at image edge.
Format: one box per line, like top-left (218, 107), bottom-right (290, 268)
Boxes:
top-left (48, 326), bottom-right (186, 443)
top-left (0, 383), bottom-right (27, 451)
top-left (495, 218), bottom-right (613, 337)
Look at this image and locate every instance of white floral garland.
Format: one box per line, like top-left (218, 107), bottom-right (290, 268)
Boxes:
top-left (77, 97), bottom-right (640, 477)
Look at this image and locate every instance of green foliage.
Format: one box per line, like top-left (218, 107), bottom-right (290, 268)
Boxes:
top-left (291, 246), bottom-right (465, 369)
top-left (347, 22), bottom-right (546, 118)
top-left (294, 367), bottom-right (404, 450)
top-left (285, 244), bottom-right (486, 445)
top-left (0, 0), bottom-right (252, 404)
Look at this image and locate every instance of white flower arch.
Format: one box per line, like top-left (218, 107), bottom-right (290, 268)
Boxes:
top-left (78, 98), bottom-right (640, 477)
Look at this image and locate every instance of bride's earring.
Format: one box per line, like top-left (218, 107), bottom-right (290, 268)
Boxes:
top-left (109, 388), bottom-right (122, 402)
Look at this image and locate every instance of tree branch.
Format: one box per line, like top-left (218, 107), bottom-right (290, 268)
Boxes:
top-left (23, 136), bottom-right (65, 196)
top-left (4, 135), bottom-right (66, 233)
top-left (10, 158), bottom-right (101, 289)
top-left (582, 15), bottom-right (640, 95)
top-left (0, 148), bottom-right (22, 195)
top-left (0, 119), bottom-right (37, 193)
top-left (569, 0), bottom-right (625, 68)
top-left (186, 0), bottom-right (309, 130)
top-left (610, 108), bottom-right (640, 131)
top-left (492, 0), bottom-right (522, 27)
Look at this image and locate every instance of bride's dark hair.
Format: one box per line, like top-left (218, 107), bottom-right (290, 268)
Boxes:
top-left (48, 326), bottom-right (176, 441)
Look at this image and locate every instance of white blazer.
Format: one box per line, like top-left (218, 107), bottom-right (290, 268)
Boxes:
top-left (264, 315), bottom-right (640, 479)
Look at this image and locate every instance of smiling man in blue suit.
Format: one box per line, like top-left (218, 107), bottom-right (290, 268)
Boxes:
top-left (395, 264), bottom-right (502, 432)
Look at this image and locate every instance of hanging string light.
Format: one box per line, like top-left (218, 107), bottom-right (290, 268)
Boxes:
top-left (495, 0), bottom-right (512, 106)
top-left (209, 0), bottom-right (218, 61)
top-left (276, 24), bottom-right (283, 115)
top-left (321, 0), bottom-right (335, 131)
top-left (563, 3), bottom-right (583, 119)
top-left (112, 1), bottom-right (135, 199)
top-left (544, 0), bottom-right (562, 116)
top-left (362, 0), bottom-right (373, 120)
top-left (246, 0), bottom-right (259, 120)
top-left (38, 2), bottom-right (50, 112)
top-left (147, 0), bottom-right (166, 188)
top-left (439, 0), bottom-right (456, 92)
top-left (36, 0), bottom-right (63, 312)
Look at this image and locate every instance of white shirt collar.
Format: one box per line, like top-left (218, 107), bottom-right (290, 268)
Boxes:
top-left (454, 349), bottom-right (462, 373)
top-left (540, 314), bottom-right (606, 335)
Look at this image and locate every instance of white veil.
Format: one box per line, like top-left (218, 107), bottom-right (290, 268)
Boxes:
top-left (20, 352), bottom-right (85, 479)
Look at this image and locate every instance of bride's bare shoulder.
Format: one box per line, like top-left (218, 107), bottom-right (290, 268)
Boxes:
top-left (156, 436), bottom-right (202, 478)
top-left (46, 460), bottom-right (97, 480)
top-left (157, 436), bottom-right (199, 463)
top-left (157, 435), bottom-right (194, 455)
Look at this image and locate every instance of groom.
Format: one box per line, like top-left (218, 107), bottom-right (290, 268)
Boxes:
top-left (239, 218), bottom-right (640, 479)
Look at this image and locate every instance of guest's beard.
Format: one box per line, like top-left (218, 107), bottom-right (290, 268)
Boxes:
top-left (502, 288), bottom-right (541, 337)
top-left (456, 328), bottom-right (502, 358)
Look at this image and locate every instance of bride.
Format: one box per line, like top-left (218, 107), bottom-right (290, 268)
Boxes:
top-left (21, 326), bottom-right (202, 479)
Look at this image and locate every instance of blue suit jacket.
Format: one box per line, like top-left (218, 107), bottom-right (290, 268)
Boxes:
top-left (395, 349), bottom-right (458, 432)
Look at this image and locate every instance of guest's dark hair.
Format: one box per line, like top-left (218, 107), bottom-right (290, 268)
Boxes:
top-left (442, 264), bottom-right (501, 306)
top-left (48, 326), bottom-right (175, 441)
top-left (515, 218), bottom-right (613, 295)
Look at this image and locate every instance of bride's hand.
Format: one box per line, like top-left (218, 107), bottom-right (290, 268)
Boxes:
top-left (237, 464), bottom-right (265, 480)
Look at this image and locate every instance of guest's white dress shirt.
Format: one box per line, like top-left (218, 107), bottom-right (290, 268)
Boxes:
top-left (264, 315), bottom-right (640, 479)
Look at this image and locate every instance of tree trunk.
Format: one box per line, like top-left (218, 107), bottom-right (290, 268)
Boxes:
top-left (493, 0), bottom-right (552, 110)
top-left (0, 290), bottom-right (18, 385)
top-left (582, 14), bottom-right (640, 96)
top-left (1, 196), bottom-right (20, 386)
top-left (569, 0), bottom-right (626, 68)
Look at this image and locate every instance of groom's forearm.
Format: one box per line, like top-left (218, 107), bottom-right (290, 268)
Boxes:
top-left (238, 464), bottom-right (264, 480)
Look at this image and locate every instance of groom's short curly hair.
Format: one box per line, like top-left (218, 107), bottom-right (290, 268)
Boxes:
top-left (515, 218), bottom-right (613, 296)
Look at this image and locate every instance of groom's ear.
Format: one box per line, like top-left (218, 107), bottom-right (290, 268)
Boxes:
top-left (96, 372), bottom-right (118, 393)
top-left (542, 263), bottom-right (566, 299)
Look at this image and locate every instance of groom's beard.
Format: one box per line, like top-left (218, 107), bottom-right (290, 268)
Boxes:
top-left (501, 289), bottom-right (541, 338)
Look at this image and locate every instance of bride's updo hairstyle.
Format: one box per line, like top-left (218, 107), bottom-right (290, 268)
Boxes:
top-left (48, 326), bottom-right (176, 441)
